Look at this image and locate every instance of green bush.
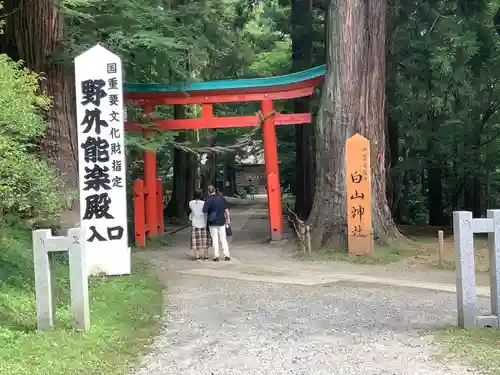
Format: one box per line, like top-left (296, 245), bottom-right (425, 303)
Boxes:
top-left (281, 192), bottom-right (295, 212)
top-left (0, 54), bottom-right (64, 223)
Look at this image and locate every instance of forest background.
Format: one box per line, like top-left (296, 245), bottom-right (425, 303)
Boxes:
top-left (2, 1), bottom-right (500, 374)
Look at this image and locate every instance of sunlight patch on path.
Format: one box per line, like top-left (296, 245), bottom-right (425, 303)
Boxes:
top-left (181, 265), bottom-right (492, 297)
top-left (180, 268), bottom-right (341, 286)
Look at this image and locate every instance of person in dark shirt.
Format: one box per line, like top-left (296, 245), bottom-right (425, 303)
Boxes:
top-left (203, 185), bottom-right (231, 262)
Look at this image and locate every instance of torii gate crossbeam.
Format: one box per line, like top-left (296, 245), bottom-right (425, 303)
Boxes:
top-left (123, 65), bottom-right (326, 247)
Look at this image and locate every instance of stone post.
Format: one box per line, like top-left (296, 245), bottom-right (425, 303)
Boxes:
top-left (453, 211), bottom-right (475, 328)
top-left (33, 228), bottom-right (90, 331)
top-left (453, 210), bottom-right (500, 328)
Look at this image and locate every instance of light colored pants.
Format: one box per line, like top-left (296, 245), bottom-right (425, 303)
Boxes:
top-left (209, 225), bottom-right (230, 258)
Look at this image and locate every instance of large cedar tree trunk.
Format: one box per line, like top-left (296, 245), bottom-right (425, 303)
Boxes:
top-left (426, 113), bottom-right (446, 225)
top-left (463, 176), bottom-right (482, 218)
top-left (292, 0), bottom-right (315, 220)
top-left (166, 0), bottom-right (197, 219)
top-left (427, 162), bottom-right (446, 225)
top-left (1, 0), bottom-right (78, 196)
top-left (385, 3), bottom-right (403, 222)
top-left (308, 0), bottom-right (399, 250)
top-left (200, 130), bottom-right (217, 189)
top-left (223, 154), bottom-right (236, 196)
top-left (167, 105), bottom-right (196, 219)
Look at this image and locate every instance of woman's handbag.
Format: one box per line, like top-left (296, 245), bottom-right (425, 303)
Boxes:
top-left (225, 224), bottom-right (232, 237)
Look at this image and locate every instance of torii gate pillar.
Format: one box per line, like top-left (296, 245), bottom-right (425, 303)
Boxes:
top-left (143, 104), bottom-right (158, 239)
top-left (261, 100), bottom-right (283, 241)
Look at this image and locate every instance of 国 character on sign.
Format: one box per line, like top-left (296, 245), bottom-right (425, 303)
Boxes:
top-left (106, 63), bottom-right (117, 74)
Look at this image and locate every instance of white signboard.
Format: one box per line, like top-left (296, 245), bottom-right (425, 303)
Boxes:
top-left (75, 44), bottom-right (130, 276)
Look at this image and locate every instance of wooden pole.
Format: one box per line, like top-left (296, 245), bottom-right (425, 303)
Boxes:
top-left (438, 230), bottom-right (444, 267)
top-left (300, 224), bottom-right (306, 255)
top-left (305, 225), bottom-right (312, 256)
top-left (345, 133), bottom-right (373, 255)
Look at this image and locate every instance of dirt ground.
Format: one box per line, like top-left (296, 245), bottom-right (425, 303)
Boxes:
top-left (397, 225), bottom-right (490, 272)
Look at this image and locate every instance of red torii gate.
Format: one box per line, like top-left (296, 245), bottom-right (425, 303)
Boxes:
top-left (124, 65), bottom-right (325, 247)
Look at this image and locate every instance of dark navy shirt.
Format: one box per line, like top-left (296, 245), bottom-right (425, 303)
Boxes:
top-left (202, 195), bottom-right (228, 226)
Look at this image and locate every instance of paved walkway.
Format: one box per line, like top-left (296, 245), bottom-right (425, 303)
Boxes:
top-left (132, 202), bottom-right (487, 375)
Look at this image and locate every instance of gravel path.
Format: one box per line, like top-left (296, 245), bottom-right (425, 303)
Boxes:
top-left (132, 203), bottom-right (483, 375)
top-left (132, 275), bottom-right (482, 375)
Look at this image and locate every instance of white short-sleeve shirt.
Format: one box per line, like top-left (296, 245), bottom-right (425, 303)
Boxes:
top-left (189, 199), bottom-right (207, 229)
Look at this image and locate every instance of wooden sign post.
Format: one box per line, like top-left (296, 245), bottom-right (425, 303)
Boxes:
top-left (345, 133), bottom-right (373, 256)
top-left (75, 44), bottom-right (130, 275)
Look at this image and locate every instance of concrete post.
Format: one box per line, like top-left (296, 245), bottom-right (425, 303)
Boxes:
top-left (454, 210), bottom-right (500, 328)
top-left (454, 211), bottom-right (476, 328)
top-left (67, 228), bottom-right (90, 330)
top-left (33, 228), bottom-right (90, 331)
top-left (33, 229), bottom-right (56, 331)
top-left (488, 210), bottom-right (500, 323)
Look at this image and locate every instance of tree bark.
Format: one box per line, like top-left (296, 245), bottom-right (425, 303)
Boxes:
top-left (1, 0), bottom-right (78, 195)
top-left (427, 162), bottom-right (446, 225)
top-left (464, 175), bottom-right (482, 218)
top-left (386, 115), bottom-right (401, 219)
top-left (200, 130), bottom-right (217, 189)
top-left (308, 0), bottom-right (399, 250)
top-left (167, 105), bottom-right (195, 219)
top-left (385, 4), bottom-right (401, 222)
top-left (292, 0), bottom-right (315, 220)
top-left (223, 154), bottom-right (236, 196)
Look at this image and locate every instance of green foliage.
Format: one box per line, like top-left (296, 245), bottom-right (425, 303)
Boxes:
top-left (388, 0), bottom-right (500, 224)
top-left (0, 226), bottom-right (164, 375)
top-left (281, 192), bottom-right (296, 211)
top-left (60, 0), bottom-right (276, 207)
top-left (249, 41), bottom-right (291, 76)
top-left (0, 55), bottom-right (64, 222)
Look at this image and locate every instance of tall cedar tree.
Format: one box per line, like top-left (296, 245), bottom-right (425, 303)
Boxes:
top-left (292, 0), bottom-right (315, 220)
top-left (309, 0), bottom-right (400, 249)
top-left (0, 0), bottom-right (78, 195)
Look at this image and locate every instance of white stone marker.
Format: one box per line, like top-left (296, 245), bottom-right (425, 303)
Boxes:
top-left (75, 44), bottom-right (130, 276)
top-left (33, 228), bottom-right (89, 331)
top-left (453, 210), bottom-right (500, 328)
